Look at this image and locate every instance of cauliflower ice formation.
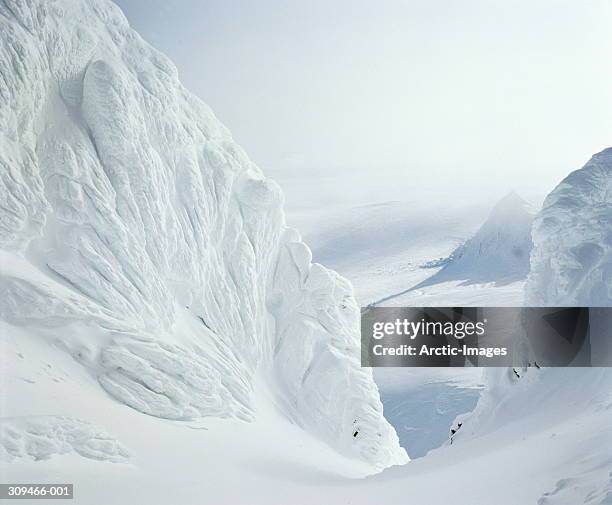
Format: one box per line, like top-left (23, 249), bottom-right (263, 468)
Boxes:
top-left (0, 0), bottom-right (406, 468)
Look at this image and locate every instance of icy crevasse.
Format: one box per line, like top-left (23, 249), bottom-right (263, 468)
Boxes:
top-left (0, 0), bottom-right (406, 467)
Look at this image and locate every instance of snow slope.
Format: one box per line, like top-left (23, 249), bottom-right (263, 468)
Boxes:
top-left (363, 195), bottom-right (533, 458)
top-left (0, 0), bottom-right (405, 470)
top-left (5, 316), bottom-right (611, 505)
top-left (419, 191), bottom-right (534, 288)
top-left (446, 151), bottom-right (612, 504)
top-left (370, 158), bottom-right (612, 503)
top-left (309, 199), bottom-right (483, 307)
top-left (369, 191), bottom-right (533, 308)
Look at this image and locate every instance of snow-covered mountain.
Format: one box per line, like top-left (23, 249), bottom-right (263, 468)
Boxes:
top-left (447, 151), bottom-right (612, 504)
top-left (365, 192), bottom-right (532, 307)
top-left (0, 0), bottom-right (405, 470)
top-left (526, 147), bottom-right (612, 306)
top-left (418, 191), bottom-right (534, 288)
top-left (2, 1), bottom-right (612, 503)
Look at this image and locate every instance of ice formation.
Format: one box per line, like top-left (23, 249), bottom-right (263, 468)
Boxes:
top-left (0, 416), bottom-right (129, 463)
top-left (0, 0), bottom-right (406, 468)
top-left (526, 147), bottom-right (612, 305)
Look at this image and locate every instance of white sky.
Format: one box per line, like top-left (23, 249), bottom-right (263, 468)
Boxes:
top-left (115, 0), bottom-right (612, 205)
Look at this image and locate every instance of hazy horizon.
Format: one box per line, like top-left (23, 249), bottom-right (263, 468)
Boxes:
top-left (115, 0), bottom-right (612, 207)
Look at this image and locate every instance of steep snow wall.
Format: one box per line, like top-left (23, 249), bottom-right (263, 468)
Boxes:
top-left (451, 150), bottom-right (612, 503)
top-left (0, 0), bottom-right (406, 467)
top-left (526, 148), bottom-right (612, 305)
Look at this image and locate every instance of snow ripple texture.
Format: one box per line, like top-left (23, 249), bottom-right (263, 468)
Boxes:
top-left (0, 0), bottom-right (406, 468)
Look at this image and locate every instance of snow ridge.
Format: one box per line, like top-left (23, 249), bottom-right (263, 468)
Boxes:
top-left (526, 147), bottom-right (612, 305)
top-left (0, 0), bottom-right (405, 468)
top-left (455, 152), bottom-right (612, 504)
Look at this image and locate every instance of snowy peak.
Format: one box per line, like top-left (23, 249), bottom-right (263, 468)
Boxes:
top-left (471, 191), bottom-right (532, 237)
top-left (0, 0), bottom-right (405, 468)
top-left (463, 191), bottom-right (533, 267)
top-left (457, 191), bottom-right (533, 266)
top-left (419, 192), bottom-right (534, 287)
top-left (486, 191), bottom-right (532, 222)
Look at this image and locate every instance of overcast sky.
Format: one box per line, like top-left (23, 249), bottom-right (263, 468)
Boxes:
top-left (115, 0), bottom-right (612, 204)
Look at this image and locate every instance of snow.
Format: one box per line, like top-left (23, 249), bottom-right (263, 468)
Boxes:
top-left (416, 191), bottom-right (534, 289)
top-left (1, 322), bottom-right (376, 502)
top-left (0, 0), bottom-right (404, 471)
top-left (6, 322), bottom-right (611, 505)
top-left (527, 147), bottom-right (612, 306)
top-left (291, 195), bottom-right (491, 307)
top-left (2, 0), bottom-right (612, 503)
top-left (445, 152), bottom-right (612, 504)
top-left (354, 194), bottom-right (533, 458)
top-left (289, 171), bottom-right (612, 504)
top-left (365, 192), bottom-right (533, 308)
top-left (1, 416), bottom-right (130, 464)
top-left (375, 368), bottom-right (483, 458)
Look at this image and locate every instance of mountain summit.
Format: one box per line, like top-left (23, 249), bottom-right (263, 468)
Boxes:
top-left (419, 191), bottom-right (534, 287)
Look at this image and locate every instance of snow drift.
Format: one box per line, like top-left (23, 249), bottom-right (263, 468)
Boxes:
top-left (0, 0), bottom-right (405, 468)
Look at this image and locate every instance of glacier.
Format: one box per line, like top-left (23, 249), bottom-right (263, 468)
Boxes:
top-left (0, 0), bottom-right (405, 468)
